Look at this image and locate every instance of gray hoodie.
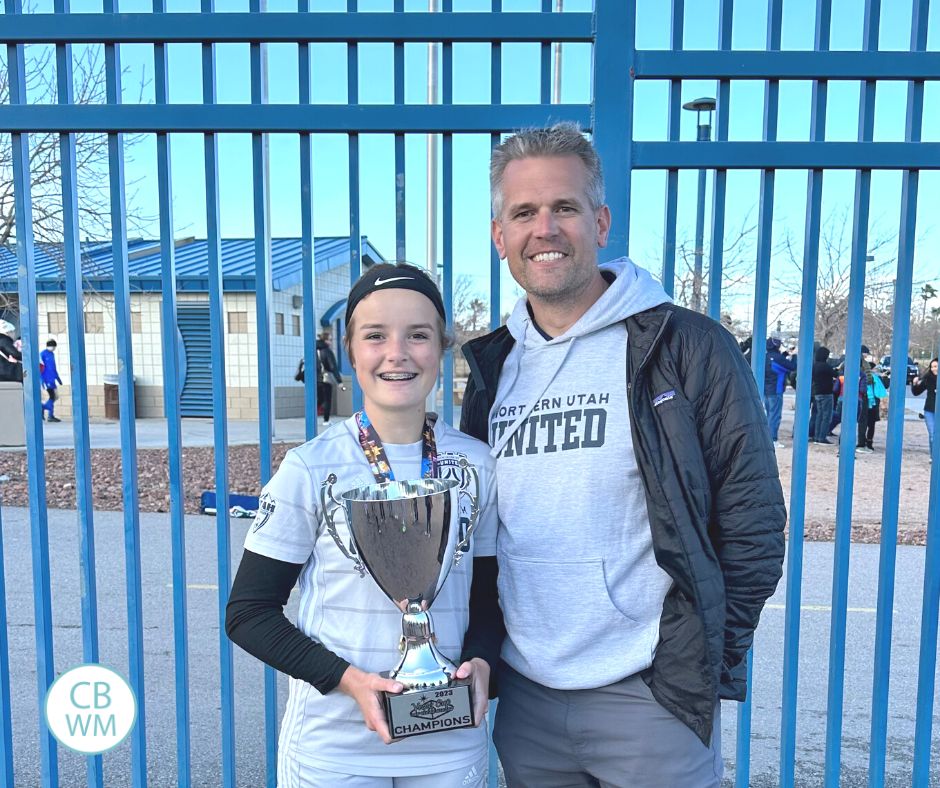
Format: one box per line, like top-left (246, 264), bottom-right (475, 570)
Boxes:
top-left (490, 257), bottom-right (675, 689)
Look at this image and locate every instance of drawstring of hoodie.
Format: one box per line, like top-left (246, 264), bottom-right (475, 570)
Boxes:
top-left (489, 320), bottom-right (578, 459)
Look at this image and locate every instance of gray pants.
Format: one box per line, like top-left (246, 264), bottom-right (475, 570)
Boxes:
top-left (493, 665), bottom-right (722, 788)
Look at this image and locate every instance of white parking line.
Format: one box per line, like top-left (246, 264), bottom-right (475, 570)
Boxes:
top-left (765, 603), bottom-right (880, 613)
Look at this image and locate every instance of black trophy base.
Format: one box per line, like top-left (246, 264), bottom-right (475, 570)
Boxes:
top-left (383, 677), bottom-right (475, 740)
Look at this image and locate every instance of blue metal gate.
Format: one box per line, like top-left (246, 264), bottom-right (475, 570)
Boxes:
top-left (1, 1), bottom-right (939, 786)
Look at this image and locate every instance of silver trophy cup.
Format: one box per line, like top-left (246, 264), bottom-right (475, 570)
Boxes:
top-left (320, 459), bottom-right (480, 739)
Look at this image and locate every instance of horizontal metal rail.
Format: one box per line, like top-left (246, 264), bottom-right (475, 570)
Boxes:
top-left (633, 141), bottom-right (940, 169)
top-left (635, 49), bottom-right (940, 80)
top-left (0, 103), bottom-right (591, 133)
top-left (0, 11), bottom-right (592, 43)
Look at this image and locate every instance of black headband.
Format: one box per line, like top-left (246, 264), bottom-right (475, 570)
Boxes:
top-left (345, 264), bottom-right (446, 327)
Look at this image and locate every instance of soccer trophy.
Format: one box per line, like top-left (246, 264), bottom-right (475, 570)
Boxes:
top-left (320, 459), bottom-right (480, 739)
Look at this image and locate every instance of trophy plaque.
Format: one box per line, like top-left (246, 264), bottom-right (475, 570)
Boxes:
top-left (321, 460), bottom-right (480, 740)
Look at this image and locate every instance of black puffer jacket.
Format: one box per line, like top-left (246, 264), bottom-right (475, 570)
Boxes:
top-left (460, 303), bottom-right (786, 744)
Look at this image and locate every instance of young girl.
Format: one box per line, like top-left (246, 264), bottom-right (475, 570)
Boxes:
top-left (226, 263), bottom-right (495, 787)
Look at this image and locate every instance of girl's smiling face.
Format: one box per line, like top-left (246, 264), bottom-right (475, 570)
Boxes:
top-left (347, 289), bottom-right (443, 421)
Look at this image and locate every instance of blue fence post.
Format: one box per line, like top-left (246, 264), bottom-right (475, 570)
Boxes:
top-left (54, 1), bottom-right (103, 784)
top-left (6, 1), bottom-right (59, 782)
top-left (591, 1), bottom-right (634, 260)
top-left (779, 7), bottom-right (831, 787)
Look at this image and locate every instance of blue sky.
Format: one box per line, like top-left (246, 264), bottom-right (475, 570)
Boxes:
top-left (10, 0), bottom-right (940, 326)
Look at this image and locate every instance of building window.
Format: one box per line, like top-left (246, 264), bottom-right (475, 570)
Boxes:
top-left (84, 311), bottom-right (104, 334)
top-left (131, 312), bottom-right (143, 334)
top-left (48, 311), bottom-right (66, 334)
top-left (292, 314), bottom-right (301, 336)
top-left (228, 311), bottom-right (248, 334)
top-left (275, 312), bottom-right (285, 335)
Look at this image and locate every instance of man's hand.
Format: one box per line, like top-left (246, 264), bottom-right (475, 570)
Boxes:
top-left (337, 665), bottom-right (403, 744)
top-left (454, 658), bottom-right (490, 726)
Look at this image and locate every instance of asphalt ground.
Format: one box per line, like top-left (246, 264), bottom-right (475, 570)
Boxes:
top-left (1, 506), bottom-right (938, 786)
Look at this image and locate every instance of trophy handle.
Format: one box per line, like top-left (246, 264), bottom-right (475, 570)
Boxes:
top-left (320, 473), bottom-right (366, 577)
top-left (452, 458), bottom-right (480, 566)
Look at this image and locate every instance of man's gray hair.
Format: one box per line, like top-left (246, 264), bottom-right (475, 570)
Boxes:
top-left (490, 122), bottom-right (605, 218)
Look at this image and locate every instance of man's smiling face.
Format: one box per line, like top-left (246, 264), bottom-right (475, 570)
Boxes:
top-left (492, 155), bottom-right (610, 306)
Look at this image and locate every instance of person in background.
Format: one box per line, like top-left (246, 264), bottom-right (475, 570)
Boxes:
top-left (317, 330), bottom-right (344, 424)
top-left (811, 345), bottom-right (839, 444)
top-left (40, 339), bottom-right (63, 423)
top-left (763, 337), bottom-right (796, 448)
top-left (912, 357), bottom-right (937, 460)
top-left (0, 320), bottom-right (22, 383)
top-left (859, 357), bottom-right (888, 452)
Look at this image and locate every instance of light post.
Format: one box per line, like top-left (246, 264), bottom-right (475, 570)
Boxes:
top-left (683, 97), bottom-right (716, 313)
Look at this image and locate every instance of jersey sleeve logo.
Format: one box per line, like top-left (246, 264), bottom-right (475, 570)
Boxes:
top-left (251, 493), bottom-right (277, 532)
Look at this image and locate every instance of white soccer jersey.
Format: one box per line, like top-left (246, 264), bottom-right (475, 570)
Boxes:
top-left (244, 415), bottom-right (497, 777)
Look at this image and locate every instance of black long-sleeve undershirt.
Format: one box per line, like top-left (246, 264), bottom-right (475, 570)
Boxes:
top-left (459, 555), bottom-right (504, 699)
top-left (225, 549), bottom-right (350, 694)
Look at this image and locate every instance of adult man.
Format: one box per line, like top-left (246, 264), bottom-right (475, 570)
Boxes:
top-left (40, 339), bottom-right (63, 422)
top-left (459, 124), bottom-right (786, 786)
top-left (316, 330), bottom-right (343, 423)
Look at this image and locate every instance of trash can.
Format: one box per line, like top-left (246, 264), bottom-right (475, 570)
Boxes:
top-left (103, 374), bottom-right (137, 420)
top-left (0, 382), bottom-right (25, 446)
top-left (103, 374), bottom-right (120, 420)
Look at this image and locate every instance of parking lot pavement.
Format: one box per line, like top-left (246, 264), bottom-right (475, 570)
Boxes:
top-left (1, 504), bottom-right (938, 786)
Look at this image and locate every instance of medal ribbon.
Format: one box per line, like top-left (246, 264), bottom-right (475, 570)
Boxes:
top-left (355, 410), bottom-right (438, 483)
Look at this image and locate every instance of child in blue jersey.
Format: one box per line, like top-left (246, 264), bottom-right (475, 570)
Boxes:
top-left (226, 263), bottom-right (496, 787)
top-left (40, 339), bottom-right (63, 422)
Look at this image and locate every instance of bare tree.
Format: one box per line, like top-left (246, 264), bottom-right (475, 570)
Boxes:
top-left (1, 41), bottom-right (150, 315)
top-left (670, 210), bottom-right (758, 314)
top-left (777, 208), bottom-right (897, 355)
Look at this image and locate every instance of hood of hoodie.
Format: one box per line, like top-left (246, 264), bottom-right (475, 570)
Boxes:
top-left (815, 345), bottom-right (830, 363)
top-left (491, 257), bottom-right (671, 458)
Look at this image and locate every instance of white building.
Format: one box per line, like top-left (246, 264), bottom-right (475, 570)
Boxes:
top-left (0, 236), bottom-right (386, 419)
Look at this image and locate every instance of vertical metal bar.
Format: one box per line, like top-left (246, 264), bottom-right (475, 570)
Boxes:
top-left (734, 647), bottom-right (754, 788)
top-left (54, 1), bottom-right (102, 783)
top-left (5, 1), bottom-right (57, 782)
top-left (196, 0), bottom-right (235, 782)
top-left (300, 0), bottom-right (319, 441)
top-left (489, 2), bottom-right (502, 331)
top-left (870, 4), bottom-right (927, 785)
top-left (706, 0), bottom-right (731, 321)
top-left (748, 0), bottom-right (781, 389)
top-left (824, 5), bottom-right (879, 785)
top-left (151, 2), bottom-right (192, 784)
top-left (394, 0), bottom-right (406, 263)
top-left (740, 3), bottom-right (781, 779)
top-left (103, 2), bottom-right (148, 783)
top-left (780, 6), bottom-right (831, 786)
top-left (913, 337), bottom-right (940, 786)
top-left (540, 0), bottom-right (551, 104)
top-left (349, 0), bottom-right (363, 414)
top-left (441, 0), bottom-right (454, 424)
top-left (591, 0), bottom-right (634, 258)
top-left (487, 5), bottom-right (502, 775)
top-left (0, 504), bottom-right (12, 787)
top-left (248, 2), bottom-right (278, 782)
top-left (692, 167), bottom-right (706, 312)
top-left (661, 0), bottom-right (681, 297)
